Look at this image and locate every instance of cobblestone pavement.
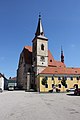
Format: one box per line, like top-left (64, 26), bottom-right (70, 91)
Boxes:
top-left (0, 91), bottom-right (80, 120)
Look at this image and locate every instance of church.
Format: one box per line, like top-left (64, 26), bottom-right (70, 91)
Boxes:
top-left (17, 15), bottom-right (80, 92)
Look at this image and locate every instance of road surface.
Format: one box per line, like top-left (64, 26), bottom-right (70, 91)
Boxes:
top-left (0, 91), bottom-right (80, 120)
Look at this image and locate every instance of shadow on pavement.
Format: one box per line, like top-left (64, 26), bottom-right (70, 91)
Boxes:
top-left (66, 94), bottom-right (80, 96)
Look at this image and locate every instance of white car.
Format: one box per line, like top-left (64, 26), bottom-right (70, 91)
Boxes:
top-left (8, 86), bottom-right (14, 91)
top-left (67, 88), bottom-right (75, 92)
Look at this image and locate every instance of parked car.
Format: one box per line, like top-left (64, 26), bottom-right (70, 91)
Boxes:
top-left (8, 86), bottom-right (14, 91)
top-left (66, 88), bottom-right (75, 92)
top-left (74, 88), bottom-right (80, 95)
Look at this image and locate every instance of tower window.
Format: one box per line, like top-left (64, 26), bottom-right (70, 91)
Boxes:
top-left (41, 44), bottom-right (44, 50)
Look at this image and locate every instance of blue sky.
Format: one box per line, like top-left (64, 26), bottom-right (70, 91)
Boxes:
top-left (0, 0), bottom-right (80, 78)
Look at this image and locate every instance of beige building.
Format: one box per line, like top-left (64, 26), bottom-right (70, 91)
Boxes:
top-left (17, 15), bottom-right (80, 92)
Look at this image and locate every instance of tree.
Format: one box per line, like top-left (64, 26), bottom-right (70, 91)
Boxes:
top-left (61, 77), bottom-right (67, 92)
top-left (61, 77), bottom-right (66, 86)
top-left (42, 77), bottom-right (47, 86)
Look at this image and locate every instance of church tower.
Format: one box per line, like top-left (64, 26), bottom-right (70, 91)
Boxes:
top-left (32, 15), bottom-right (48, 75)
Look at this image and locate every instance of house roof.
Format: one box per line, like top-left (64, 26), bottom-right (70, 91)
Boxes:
top-left (10, 77), bottom-right (16, 81)
top-left (41, 67), bottom-right (80, 75)
top-left (0, 73), bottom-right (7, 79)
top-left (0, 73), bottom-right (3, 78)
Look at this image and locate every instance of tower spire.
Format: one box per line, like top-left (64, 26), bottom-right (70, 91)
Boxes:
top-left (61, 46), bottom-right (64, 63)
top-left (35, 13), bottom-right (44, 37)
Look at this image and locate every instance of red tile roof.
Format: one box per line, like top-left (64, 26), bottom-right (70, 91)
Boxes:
top-left (24, 46), bottom-right (65, 67)
top-left (11, 77), bottom-right (16, 81)
top-left (24, 46), bottom-right (32, 52)
top-left (22, 46), bottom-right (80, 75)
top-left (41, 67), bottom-right (80, 75)
top-left (48, 50), bottom-right (66, 67)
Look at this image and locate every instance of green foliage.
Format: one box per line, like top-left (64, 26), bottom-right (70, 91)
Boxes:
top-left (42, 77), bottom-right (47, 85)
top-left (61, 77), bottom-right (66, 86)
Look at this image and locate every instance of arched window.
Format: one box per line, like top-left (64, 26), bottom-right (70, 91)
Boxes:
top-left (41, 44), bottom-right (44, 50)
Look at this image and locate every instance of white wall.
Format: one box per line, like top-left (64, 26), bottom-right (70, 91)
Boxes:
top-left (0, 77), bottom-right (4, 90)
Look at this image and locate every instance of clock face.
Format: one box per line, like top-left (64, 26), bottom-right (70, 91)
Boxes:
top-left (40, 56), bottom-right (45, 62)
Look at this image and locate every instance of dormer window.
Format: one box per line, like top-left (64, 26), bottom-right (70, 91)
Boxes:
top-left (41, 44), bottom-right (44, 50)
top-left (50, 60), bottom-right (52, 62)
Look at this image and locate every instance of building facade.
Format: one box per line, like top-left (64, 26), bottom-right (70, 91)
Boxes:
top-left (0, 73), bottom-right (8, 91)
top-left (17, 15), bottom-right (80, 92)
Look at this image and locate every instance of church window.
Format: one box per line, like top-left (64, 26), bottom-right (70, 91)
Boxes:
top-left (41, 44), bottom-right (44, 50)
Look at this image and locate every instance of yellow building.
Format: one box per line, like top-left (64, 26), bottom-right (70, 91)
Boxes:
top-left (37, 67), bottom-right (80, 92)
top-left (17, 15), bottom-right (80, 92)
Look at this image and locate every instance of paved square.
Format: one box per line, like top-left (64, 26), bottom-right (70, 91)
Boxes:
top-left (0, 91), bottom-right (80, 120)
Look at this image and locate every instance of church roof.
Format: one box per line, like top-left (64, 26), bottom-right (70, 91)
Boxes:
top-left (34, 15), bottom-right (48, 40)
top-left (21, 46), bottom-right (80, 75)
top-left (35, 15), bottom-right (44, 37)
top-left (48, 50), bottom-right (65, 67)
top-left (24, 46), bottom-right (32, 52)
top-left (41, 67), bottom-right (80, 75)
top-left (23, 46), bottom-right (65, 67)
top-left (22, 46), bottom-right (32, 64)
